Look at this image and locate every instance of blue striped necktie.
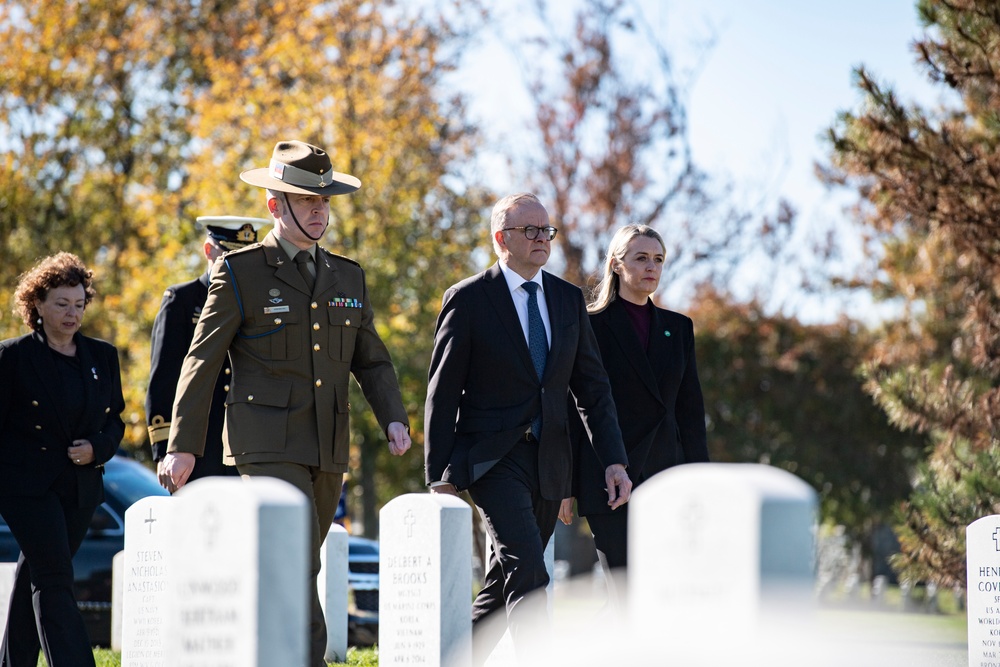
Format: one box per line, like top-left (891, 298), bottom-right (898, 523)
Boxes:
top-left (522, 281), bottom-right (547, 438)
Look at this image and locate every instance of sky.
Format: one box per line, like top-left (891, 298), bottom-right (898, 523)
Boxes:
top-left (452, 0), bottom-right (946, 323)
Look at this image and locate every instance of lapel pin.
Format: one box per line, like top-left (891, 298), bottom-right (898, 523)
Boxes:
top-left (91, 367), bottom-right (99, 380)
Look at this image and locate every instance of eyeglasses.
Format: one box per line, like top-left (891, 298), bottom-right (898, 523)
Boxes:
top-left (502, 225), bottom-right (559, 241)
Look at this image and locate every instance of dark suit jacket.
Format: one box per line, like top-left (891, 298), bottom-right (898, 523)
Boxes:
top-left (145, 271), bottom-right (235, 478)
top-left (573, 299), bottom-right (708, 516)
top-left (0, 331), bottom-right (125, 504)
top-left (168, 231), bottom-right (408, 473)
top-left (424, 263), bottom-right (627, 500)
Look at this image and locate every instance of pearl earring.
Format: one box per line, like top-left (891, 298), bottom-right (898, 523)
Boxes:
top-left (36, 317), bottom-right (42, 325)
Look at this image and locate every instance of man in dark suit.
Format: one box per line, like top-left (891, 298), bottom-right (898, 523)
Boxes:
top-left (160, 140), bottom-right (411, 667)
top-left (145, 215), bottom-right (265, 484)
top-left (424, 192), bottom-right (632, 663)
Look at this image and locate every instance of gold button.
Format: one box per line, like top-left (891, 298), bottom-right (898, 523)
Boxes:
top-left (31, 400), bottom-right (38, 407)
top-left (311, 302), bottom-right (318, 309)
top-left (315, 379), bottom-right (323, 387)
top-left (35, 425), bottom-right (42, 430)
top-left (248, 395), bottom-right (254, 401)
top-left (105, 407), bottom-right (110, 413)
top-left (224, 385), bottom-right (230, 392)
top-left (313, 344), bottom-right (320, 352)
top-left (345, 319), bottom-right (351, 326)
top-left (225, 368), bottom-right (231, 375)
top-left (313, 323), bottom-right (320, 331)
top-left (347, 402), bottom-right (351, 411)
top-left (274, 318), bottom-right (282, 324)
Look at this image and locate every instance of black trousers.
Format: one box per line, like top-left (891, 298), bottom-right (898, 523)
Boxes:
top-left (0, 467), bottom-right (97, 667)
top-left (586, 507), bottom-right (629, 570)
top-left (467, 437), bottom-right (560, 664)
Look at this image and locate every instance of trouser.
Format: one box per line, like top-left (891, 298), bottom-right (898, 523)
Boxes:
top-left (238, 461), bottom-right (342, 667)
top-left (467, 437), bottom-right (560, 666)
top-left (0, 468), bottom-right (97, 667)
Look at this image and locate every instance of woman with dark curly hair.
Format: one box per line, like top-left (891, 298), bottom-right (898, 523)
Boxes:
top-left (0, 252), bottom-right (124, 667)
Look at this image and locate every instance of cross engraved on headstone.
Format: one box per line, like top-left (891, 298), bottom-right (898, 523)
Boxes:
top-left (200, 504), bottom-right (222, 549)
top-left (680, 497), bottom-right (706, 549)
top-left (404, 509), bottom-right (416, 538)
top-left (992, 527), bottom-right (1000, 552)
top-left (145, 507), bottom-right (158, 534)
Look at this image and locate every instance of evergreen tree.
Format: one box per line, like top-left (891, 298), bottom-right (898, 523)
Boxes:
top-left (827, 0), bottom-right (1000, 585)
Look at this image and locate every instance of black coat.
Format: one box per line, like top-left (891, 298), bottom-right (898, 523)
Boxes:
top-left (572, 299), bottom-right (708, 516)
top-left (145, 272), bottom-right (235, 478)
top-left (0, 331), bottom-right (125, 504)
top-left (425, 263), bottom-right (627, 499)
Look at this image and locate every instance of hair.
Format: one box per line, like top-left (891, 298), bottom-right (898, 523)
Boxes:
top-left (588, 224), bottom-right (666, 313)
top-left (490, 193), bottom-right (542, 256)
top-left (13, 252), bottom-right (95, 331)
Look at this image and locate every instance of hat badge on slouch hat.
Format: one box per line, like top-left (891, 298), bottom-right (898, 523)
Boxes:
top-left (239, 140), bottom-right (361, 197)
top-left (196, 215), bottom-right (268, 251)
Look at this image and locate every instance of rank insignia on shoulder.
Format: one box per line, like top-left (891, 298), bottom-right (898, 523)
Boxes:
top-left (329, 298), bottom-right (362, 308)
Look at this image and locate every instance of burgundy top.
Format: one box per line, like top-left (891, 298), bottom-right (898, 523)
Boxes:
top-left (620, 297), bottom-right (652, 352)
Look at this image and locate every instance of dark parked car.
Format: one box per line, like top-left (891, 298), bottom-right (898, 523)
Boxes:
top-left (0, 454), bottom-right (169, 646)
top-left (0, 454), bottom-right (380, 647)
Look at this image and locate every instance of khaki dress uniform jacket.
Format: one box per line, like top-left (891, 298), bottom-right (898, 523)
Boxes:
top-left (167, 231), bottom-right (408, 470)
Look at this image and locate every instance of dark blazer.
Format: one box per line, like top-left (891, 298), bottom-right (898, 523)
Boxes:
top-left (168, 231), bottom-right (408, 472)
top-left (425, 263), bottom-right (627, 500)
top-left (145, 271), bottom-right (235, 478)
top-left (0, 331), bottom-right (125, 504)
top-left (573, 299), bottom-right (708, 516)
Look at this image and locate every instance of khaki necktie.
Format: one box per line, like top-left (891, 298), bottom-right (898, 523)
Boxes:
top-left (295, 250), bottom-right (315, 291)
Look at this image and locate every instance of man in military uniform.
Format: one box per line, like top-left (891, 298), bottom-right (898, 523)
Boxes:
top-left (145, 216), bottom-right (266, 483)
top-left (160, 140), bottom-right (411, 667)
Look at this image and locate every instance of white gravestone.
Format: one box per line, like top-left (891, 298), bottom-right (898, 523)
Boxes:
top-left (0, 562), bottom-right (15, 644)
top-left (318, 522), bottom-right (348, 663)
top-left (967, 515), bottom-right (1000, 667)
top-left (112, 550), bottom-right (124, 651)
top-left (380, 493), bottom-right (472, 667)
top-left (163, 477), bottom-right (309, 667)
top-left (629, 463), bottom-right (817, 653)
top-left (121, 496), bottom-right (173, 667)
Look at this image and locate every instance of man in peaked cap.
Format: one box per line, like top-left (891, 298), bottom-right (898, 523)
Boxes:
top-left (161, 140), bottom-right (411, 667)
top-left (145, 215), bottom-right (266, 484)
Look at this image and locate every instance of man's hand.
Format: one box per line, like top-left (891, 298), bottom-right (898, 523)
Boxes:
top-left (159, 452), bottom-right (196, 493)
top-left (558, 498), bottom-right (575, 525)
top-left (604, 464), bottom-right (632, 510)
top-left (429, 482), bottom-right (459, 497)
top-left (387, 422), bottom-right (411, 456)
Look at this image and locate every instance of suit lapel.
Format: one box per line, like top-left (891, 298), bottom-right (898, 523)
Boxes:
top-left (75, 335), bottom-right (100, 433)
top-left (261, 232), bottom-right (312, 295)
top-left (314, 249), bottom-right (341, 300)
top-left (28, 332), bottom-right (74, 442)
top-left (484, 264), bottom-right (537, 380)
top-left (540, 272), bottom-right (562, 382)
top-left (605, 299), bottom-right (662, 401)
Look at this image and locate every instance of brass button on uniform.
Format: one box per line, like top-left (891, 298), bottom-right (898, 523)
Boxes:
top-left (34, 425), bottom-right (42, 430)
top-left (315, 379), bottom-right (323, 387)
top-left (223, 385), bottom-right (230, 392)
top-left (105, 407), bottom-right (110, 413)
top-left (225, 368), bottom-right (231, 375)
top-left (345, 319), bottom-right (351, 326)
top-left (248, 395), bottom-right (254, 401)
top-left (313, 323), bottom-right (320, 331)
top-left (274, 318), bottom-right (282, 324)
top-left (313, 344), bottom-right (320, 352)
top-left (311, 302), bottom-right (318, 309)
top-left (31, 400), bottom-right (38, 407)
